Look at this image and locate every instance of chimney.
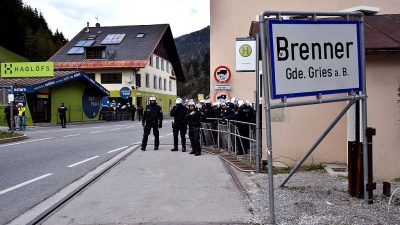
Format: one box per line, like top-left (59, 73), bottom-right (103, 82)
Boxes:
top-left (86, 22), bottom-right (90, 33)
top-left (96, 22), bottom-right (100, 28)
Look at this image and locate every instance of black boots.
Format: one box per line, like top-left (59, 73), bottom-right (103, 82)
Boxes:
top-left (182, 147), bottom-right (186, 152)
top-left (154, 146), bottom-right (159, 150)
top-left (171, 147), bottom-right (178, 151)
top-left (141, 146), bottom-right (146, 151)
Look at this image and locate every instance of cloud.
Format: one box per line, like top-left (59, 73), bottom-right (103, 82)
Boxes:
top-left (22, 0), bottom-right (210, 39)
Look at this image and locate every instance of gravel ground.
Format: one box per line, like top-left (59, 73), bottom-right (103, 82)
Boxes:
top-left (235, 170), bottom-right (400, 225)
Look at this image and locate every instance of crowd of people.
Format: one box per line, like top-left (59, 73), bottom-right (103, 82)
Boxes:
top-left (3, 103), bottom-right (26, 131)
top-left (99, 101), bottom-right (143, 121)
top-left (141, 96), bottom-right (257, 156)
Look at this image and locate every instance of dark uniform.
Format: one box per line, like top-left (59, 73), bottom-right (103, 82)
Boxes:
top-left (58, 103), bottom-right (68, 128)
top-left (137, 105), bottom-right (143, 121)
top-left (170, 104), bottom-right (188, 151)
top-left (4, 106), bottom-right (11, 130)
top-left (141, 102), bottom-right (163, 150)
top-left (186, 106), bottom-right (203, 156)
top-left (130, 105), bottom-right (136, 121)
top-left (236, 103), bottom-right (254, 154)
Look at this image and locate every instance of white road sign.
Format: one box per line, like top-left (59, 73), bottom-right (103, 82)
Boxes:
top-left (236, 38), bottom-right (256, 72)
top-left (268, 20), bottom-right (362, 99)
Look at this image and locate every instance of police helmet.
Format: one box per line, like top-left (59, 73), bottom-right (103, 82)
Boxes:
top-left (238, 100), bottom-right (245, 107)
top-left (188, 101), bottom-right (195, 106)
top-left (149, 96), bottom-right (156, 101)
top-left (212, 102), bottom-right (220, 108)
top-left (231, 97), bottom-right (239, 105)
top-left (175, 98), bottom-right (183, 104)
top-left (199, 99), bottom-right (205, 104)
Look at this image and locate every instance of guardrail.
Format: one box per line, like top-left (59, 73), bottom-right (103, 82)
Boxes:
top-left (200, 118), bottom-right (259, 167)
top-left (99, 111), bottom-right (132, 121)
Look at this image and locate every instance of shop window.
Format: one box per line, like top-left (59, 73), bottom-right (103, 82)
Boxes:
top-left (101, 73), bottom-right (122, 84)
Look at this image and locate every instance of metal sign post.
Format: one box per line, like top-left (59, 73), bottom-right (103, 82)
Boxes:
top-left (255, 33), bottom-right (261, 173)
top-left (258, 11), bottom-right (368, 225)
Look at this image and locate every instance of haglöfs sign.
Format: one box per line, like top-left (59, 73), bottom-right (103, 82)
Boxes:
top-left (268, 20), bottom-right (362, 99)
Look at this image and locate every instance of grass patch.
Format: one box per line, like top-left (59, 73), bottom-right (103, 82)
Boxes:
top-left (338, 175), bottom-right (348, 180)
top-left (393, 177), bottom-right (400, 182)
top-left (0, 131), bottom-right (23, 139)
top-left (300, 163), bottom-right (325, 172)
top-left (273, 166), bottom-right (292, 175)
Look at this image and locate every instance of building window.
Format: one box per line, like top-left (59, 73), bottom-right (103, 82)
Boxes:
top-left (145, 73), bottom-right (149, 87)
top-left (161, 59), bottom-right (164, 71)
top-left (163, 79), bottom-right (166, 91)
top-left (159, 77), bottom-right (162, 90)
top-left (166, 62), bottom-right (169, 73)
top-left (101, 73), bottom-right (122, 84)
top-left (135, 73), bottom-right (141, 88)
top-left (86, 73), bottom-right (96, 81)
top-left (149, 55), bottom-right (153, 67)
top-left (171, 69), bottom-right (175, 76)
top-left (156, 56), bottom-right (159, 69)
top-left (169, 80), bottom-right (172, 91)
top-left (153, 75), bottom-right (157, 89)
top-left (136, 33), bottom-right (145, 38)
top-left (86, 47), bottom-right (105, 59)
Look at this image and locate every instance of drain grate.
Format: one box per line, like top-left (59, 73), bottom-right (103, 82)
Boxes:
top-left (331, 168), bottom-right (347, 172)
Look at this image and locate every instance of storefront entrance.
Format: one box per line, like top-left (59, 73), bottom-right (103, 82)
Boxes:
top-left (27, 93), bottom-right (51, 123)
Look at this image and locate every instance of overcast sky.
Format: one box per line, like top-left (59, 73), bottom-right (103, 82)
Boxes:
top-left (22, 0), bottom-right (210, 40)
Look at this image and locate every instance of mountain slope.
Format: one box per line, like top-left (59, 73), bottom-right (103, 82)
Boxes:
top-left (0, 46), bottom-right (29, 62)
top-left (175, 26), bottom-right (210, 98)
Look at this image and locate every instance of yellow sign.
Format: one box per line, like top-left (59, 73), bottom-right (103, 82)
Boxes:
top-left (198, 94), bottom-right (204, 100)
top-left (0, 62), bottom-right (54, 78)
top-left (239, 44), bottom-right (252, 57)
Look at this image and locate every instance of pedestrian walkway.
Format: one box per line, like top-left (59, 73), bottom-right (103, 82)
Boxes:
top-left (42, 146), bottom-right (251, 225)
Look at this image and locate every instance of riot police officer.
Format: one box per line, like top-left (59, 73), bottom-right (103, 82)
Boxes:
top-left (186, 101), bottom-right (203, 156)
top-left (58, 103), bottom-right (68, 128)
top-left (141, 97), bottom-right (163, 150)
top-left (170, 98), bottom-right (188, 152)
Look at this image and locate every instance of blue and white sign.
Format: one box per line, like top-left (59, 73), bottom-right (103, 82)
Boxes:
top-left (119, 87), bottom-right (131, 99)
top-left (82, 88), bottom-right (101, 119)
top-left (101, 97), bottom-right (110, 107)
top-left (268, 20), bottom-right (362, 99)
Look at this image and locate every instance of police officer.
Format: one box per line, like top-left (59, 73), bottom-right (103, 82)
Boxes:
top-left (141, 97), bottom-right (163, 151)
top-left (185, 101), bottom-right (203, 156)
top-left (236, 100), bottom-right (253, 154)
top-left (58, 103), bottom-right (68, 128)
top-left (170, 98), bottom-right (188, 152)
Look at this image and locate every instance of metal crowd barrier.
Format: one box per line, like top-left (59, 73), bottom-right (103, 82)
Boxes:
top-left (200, 118), bottom-right (258, 166)
top-left (99, 111), bottom-right (132, 121)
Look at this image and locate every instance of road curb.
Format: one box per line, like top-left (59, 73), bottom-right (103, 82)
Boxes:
top-left (0, 134), bottom-right (27, 144)
top-left (7, 144), bottom-right (140, 225)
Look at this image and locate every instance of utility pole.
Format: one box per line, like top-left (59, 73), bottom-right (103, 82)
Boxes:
top-left (9, 86), bottom-right (14, 133)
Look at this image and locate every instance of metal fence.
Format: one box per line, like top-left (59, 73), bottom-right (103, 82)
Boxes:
top-left (99, 111), bottom-right (132, 121)
top-left (200, 118), bottom-right (259, 166)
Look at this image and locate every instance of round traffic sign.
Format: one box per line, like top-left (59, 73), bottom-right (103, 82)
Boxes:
top-left (239, 44), bottom-right (252, 57)
top-left (214, 66), bottom-right (231, 83)
top-left (119, 87), bottom-right (131, 99)
top-left (213, 90), bottom-right (231, 103)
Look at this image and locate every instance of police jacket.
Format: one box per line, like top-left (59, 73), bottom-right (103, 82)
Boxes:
top-left (236, 105), bottom-right (254, 123)
top-left (58, 106), bottom-right (68, 116)
top-left (185, 109), bottom-right (203, 128)
top-left (170, 104), bottom-right (188, 126)
top-left (143, 104), bottom-right (163, 125)
top-left (202, 106), bottom-right (215, 122)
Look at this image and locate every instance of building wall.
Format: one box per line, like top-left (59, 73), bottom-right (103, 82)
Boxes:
top-left (365, 55), bottom-right (400, 180)
top-left (51, 81), bottom-right (100, 124)
top-left (211, 0), bottom-right (400, 179)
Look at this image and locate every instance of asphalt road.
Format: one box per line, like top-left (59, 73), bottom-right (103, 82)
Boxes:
top-left (0, 119), bottom-right (174, 225)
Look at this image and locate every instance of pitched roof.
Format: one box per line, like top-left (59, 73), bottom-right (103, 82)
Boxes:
top-left (249, 14), bottom-right (400, 54)
top-left (0, 71), bottom-right (109, 96)
top-left (50, 24), bottom-right (184, 80)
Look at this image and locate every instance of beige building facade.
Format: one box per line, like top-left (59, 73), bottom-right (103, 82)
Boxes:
top-left (210, 0), bottom-right (400, 179)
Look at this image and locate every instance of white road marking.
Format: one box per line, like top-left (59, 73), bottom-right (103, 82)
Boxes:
top-left (159, 136), bottom-right (164, 138)
top-left (107, 146), bottom-right (129, 153)
top-left (110, 125), bottom-right (125, 127)
top-left (89, 126), bottom-right (105, 129)
top-left (90, 131), bottom-right (103, 134)
top-left (0, 137), bottom-right (55, 148)
top-left (67, 156), bottom-right (99, 168)
top-left (110, 128), bottom-right (121, 131)
top-left (126, 126), bottom-right (136, 128)
top-left (166, 133), bottom-right (173, 136)
top-left (0, 173), bottom-right (53, 196)
top-left (62, 134), bottom-right (81, 138)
